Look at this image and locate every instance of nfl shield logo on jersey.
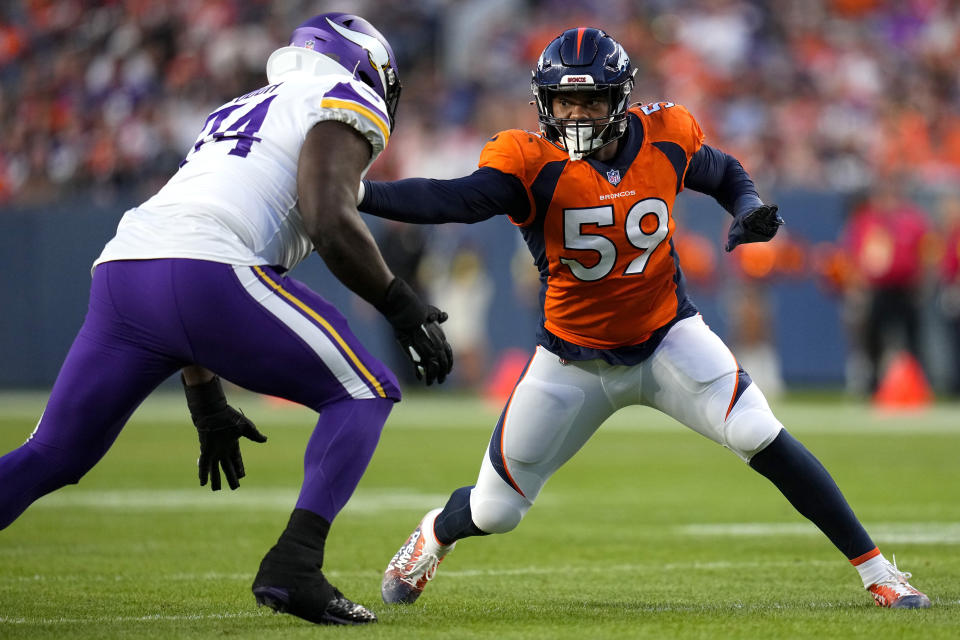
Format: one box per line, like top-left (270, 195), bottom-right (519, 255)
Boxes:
top-left (606, 169), bottom-right (621, 186)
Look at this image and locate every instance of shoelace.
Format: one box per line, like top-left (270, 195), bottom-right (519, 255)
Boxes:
top-left (409, 552), bottom-right (441, 582)
top-left (888, 554), bottom-right (913, 583)
top-left (873, 554), bottom-right (917, 597)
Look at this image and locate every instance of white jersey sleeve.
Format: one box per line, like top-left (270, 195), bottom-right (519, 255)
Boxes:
top-left (308, 79), bottom-right (390, 160)
top-left (94, 72), bottom-right (391, 272)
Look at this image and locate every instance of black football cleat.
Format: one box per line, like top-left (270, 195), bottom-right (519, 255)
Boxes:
top-left (253, 583), bottom-right (377, 625)
top-left (252, 509), bottom-right (377, 625)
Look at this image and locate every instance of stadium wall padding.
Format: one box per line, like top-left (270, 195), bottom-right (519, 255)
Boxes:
top-left (0, 189), bottom-right (899, 389)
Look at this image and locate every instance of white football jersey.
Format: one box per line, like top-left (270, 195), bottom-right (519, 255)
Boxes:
top-left (95, 47), bottom-right (391, 272)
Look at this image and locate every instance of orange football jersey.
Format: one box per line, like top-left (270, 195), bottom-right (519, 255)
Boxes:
top-left (479, 102), bottom-right (704, 350)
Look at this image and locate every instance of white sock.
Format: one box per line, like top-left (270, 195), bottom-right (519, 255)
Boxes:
top-left (854, 552), bottom-right (892, 588)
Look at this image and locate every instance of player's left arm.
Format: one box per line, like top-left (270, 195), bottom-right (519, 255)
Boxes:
top-left (684, 144), bottom-right (783, 252)
top-left (181, 365), bottom-right (267, 492)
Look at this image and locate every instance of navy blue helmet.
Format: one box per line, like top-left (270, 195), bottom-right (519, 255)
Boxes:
top-left (532, 27), bottom-right (635, 159)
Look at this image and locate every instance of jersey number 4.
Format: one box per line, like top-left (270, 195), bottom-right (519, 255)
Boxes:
top-left (560, 198), bottom-right (669, 281)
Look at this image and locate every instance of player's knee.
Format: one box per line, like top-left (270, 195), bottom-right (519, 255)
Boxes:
top-left (726, 411), bottom-right (782, 460)
top-left (469, 495), bottom-right (527, 534)
top-left (724, 388), bottom-right (783, 460)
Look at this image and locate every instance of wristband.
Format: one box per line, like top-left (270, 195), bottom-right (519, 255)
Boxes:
top-left (374, 277), bottom-right (427, 331)
top-left (182, 374), bottom-right (227, 419)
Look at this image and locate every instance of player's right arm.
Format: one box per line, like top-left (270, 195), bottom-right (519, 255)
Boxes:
top-left (297, 119), bottom-right (452, 384)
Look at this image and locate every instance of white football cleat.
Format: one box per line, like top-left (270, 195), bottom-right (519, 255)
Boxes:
top-left (381, 508), bottom-right (455, 604)
top-left (867, 557), bottom-right (931, 609)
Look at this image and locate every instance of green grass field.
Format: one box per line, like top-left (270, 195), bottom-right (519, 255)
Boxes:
top-left (0, 390), bottom-right (957, 639)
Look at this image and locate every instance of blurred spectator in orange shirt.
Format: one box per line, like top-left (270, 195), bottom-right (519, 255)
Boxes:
top-left (844, 181), bottom-right (931, 392)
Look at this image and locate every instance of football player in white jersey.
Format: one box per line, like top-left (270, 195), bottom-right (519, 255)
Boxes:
top-left (0, 13), bottom-right (452, 625)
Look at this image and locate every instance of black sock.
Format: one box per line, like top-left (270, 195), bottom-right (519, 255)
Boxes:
top-left (749, 430), bottom-right (875, 559)
top-left (254, 508), bottom-right (331, 585)
top-left (433, 485), bottom-right (489, 545)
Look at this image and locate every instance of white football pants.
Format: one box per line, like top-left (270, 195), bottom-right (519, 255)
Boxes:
top-left (469, 314), bottom-right (784, 534)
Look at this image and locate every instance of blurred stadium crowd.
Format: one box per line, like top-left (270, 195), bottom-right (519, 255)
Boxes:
top-left (2, 0), bottom-right (960, 393)
top-left (6, 0), bottom-right (960, 201)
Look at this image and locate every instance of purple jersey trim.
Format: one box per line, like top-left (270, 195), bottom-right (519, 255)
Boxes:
top-left (325, 82), bottom-right (390, 123)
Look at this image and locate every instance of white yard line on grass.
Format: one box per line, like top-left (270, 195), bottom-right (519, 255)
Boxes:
top-left (25, 487), bottom-right (960, 544)
top-left (2, 391), bottom-right (959, 434)
top-left (30, 487), bottom-right (447, 512)
top-left (26, 485), bottom-right (960, 547)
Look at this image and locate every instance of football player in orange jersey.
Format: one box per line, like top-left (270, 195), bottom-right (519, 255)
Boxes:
top-left (360, 27), bottom-right (930, 609)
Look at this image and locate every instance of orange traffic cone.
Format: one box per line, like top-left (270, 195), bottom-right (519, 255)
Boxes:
top-left (872, 351), bottom-right (933, 410)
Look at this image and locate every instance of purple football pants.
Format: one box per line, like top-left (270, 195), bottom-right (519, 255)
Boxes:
top-left (0, 259), bottom-right (400, 529)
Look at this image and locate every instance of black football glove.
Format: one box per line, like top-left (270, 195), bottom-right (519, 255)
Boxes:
top-left (375, 277), bottom-right (453, 385)
top-left (182, 374), bottom-right (267, 491)
top-left (725, 204), bottom-right (784, 252)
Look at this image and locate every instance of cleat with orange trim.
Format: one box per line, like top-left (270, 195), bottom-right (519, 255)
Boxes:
top-left (382, 508), bottom-right (455, 604)
top-left (867, 558), bottom-right (931, 609)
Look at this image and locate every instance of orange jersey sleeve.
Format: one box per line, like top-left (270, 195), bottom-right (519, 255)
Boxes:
top-left (479, 129), bottom-right (563, 226)
top-left (631, 101), bottom-right (704, 157)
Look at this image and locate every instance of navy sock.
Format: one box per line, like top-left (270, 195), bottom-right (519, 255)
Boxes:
top-left (433, 485), bottom-right (489, 545)
top-left (749, 430), bottom-right (875, 559)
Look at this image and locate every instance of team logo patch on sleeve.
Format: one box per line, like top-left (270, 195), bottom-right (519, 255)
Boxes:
top-left (606, 168), bottom-right (621, 186)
